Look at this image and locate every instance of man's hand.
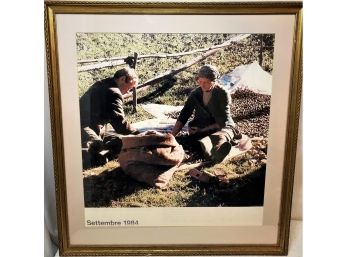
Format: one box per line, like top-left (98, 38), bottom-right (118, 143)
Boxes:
top-left (127, 124), bottom-right (140, 135)
top-left (130, 129), bottom-right (140, 135)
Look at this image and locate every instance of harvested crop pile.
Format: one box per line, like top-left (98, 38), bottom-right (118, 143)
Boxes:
top-left (231, 88), bottom-right (271, 138)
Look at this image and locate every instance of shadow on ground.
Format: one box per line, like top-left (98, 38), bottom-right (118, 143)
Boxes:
top-left (84, 163), bottom-right (266, 207)
top-left (84, 167), bottom-right (148, 207)
top-left (184, 165), bottom-right (266, 207)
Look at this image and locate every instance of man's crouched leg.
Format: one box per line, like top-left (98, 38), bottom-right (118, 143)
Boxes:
top-left (81, 139), bottom-right (107, 169)
top-left (103, 131), bottom-right (123, 161)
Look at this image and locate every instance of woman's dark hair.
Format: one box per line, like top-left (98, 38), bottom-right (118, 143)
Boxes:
top-left (113, 67), bottom-right (138, 83)
top-left (197, 65), bottom-right (220, 81)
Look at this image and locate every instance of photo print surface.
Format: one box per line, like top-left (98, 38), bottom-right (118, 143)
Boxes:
top-left (77, 33), bottom-right (275, 209)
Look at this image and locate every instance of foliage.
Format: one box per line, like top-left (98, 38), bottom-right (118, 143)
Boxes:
top-left (77, 33), bottom-right (275, 98)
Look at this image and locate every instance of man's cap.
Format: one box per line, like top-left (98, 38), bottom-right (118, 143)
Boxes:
top-left (197, 65), bottom-right (220, 81)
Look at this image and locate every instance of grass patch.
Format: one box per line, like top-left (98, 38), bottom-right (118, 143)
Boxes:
top-left (84, 146), bottom-right (266, 208)
top-left (123, 105), bottom-right (155, 124)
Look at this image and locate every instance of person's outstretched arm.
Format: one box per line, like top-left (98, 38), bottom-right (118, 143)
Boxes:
top-left (108, 88), bottom-right (138, 135)
top-left (171, 91), bottom-right (196, 136)
top-left (171, 121), bottom-right (184, 136)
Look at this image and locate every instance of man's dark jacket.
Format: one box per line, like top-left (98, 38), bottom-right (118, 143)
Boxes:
top-left (79, 77), bottom-right (134, 140)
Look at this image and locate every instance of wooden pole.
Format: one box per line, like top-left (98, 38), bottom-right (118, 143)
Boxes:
top-left (132, 52), bottom-right (138, 112)
top-left (259, 34), bottom-right (264, 67)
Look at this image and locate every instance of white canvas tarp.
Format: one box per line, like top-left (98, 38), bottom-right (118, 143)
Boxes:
top-left (133, 104), bottom-right (187, 133)
top-left (141, 103), bottom-right (184, 119)
top-left (132, 118), bottom-right (177, 133)
top-left (219, 61), bottom-right (272, 95)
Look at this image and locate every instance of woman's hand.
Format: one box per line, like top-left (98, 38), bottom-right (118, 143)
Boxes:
top-left (171, 121), bottom-right (184, 137)
top-left (189, 126), bottom-right (201, 135)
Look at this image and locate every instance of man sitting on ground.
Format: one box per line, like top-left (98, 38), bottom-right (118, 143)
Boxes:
top-left (79, 67), bottom-right (139, 168)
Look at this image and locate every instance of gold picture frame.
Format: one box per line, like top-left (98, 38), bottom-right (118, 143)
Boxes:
top-left (45, 1), bottom-right (302, 256)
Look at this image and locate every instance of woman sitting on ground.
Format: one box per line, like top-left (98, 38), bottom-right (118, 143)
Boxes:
top-left (171, 64), bottom-right (241, 163)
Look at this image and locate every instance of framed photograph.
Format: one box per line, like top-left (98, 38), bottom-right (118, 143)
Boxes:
top-left (45, 1), bottom-right (302, 256)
